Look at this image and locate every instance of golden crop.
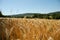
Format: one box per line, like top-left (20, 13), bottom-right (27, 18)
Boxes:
top-left (0, 18), bottom-right (60, 40)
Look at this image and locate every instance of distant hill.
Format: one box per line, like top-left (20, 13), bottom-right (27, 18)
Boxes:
top-left (0, 11), bottom-right (60, 19)
top-left (48, 11), bottom-right (60, 19)
top-left (5, 13), bottom-right (41, 18)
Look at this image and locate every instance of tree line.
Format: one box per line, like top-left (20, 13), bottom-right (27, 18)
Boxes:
top-left (0, 11), bottom-right (60, 19)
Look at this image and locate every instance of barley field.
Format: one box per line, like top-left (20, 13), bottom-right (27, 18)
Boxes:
top-left (0, 18), bottom-right (60, 40)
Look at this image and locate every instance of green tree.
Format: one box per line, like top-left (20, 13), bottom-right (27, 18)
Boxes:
top-left (0, 11), bottom-right (3, 17)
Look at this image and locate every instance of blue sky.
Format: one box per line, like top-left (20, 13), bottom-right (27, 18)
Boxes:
top-left (0, 0), bottom-right (60, 15)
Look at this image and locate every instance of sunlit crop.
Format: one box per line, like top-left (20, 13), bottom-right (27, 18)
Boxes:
top-left (0, 18), bottom-right (60, 40)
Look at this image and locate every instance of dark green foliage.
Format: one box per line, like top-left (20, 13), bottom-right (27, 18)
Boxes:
top-left (48, 11), bottom-right (60, 19)
top-left (0, 11), bottom-right (3, 17)
top-left (0, 11), bottom-right (60, 19)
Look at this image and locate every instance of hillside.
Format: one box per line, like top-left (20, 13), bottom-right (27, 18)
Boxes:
top-left (0, 18), bottom-right (60, 40)
top-left (0, 11), bottom-right (60, 19)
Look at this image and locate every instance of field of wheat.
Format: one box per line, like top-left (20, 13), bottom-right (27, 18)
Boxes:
top-left (0, 18), bottom-right (60, 40)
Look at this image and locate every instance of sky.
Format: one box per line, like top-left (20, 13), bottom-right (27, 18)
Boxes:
top-left (0, 0), bottom-right (60, 15)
